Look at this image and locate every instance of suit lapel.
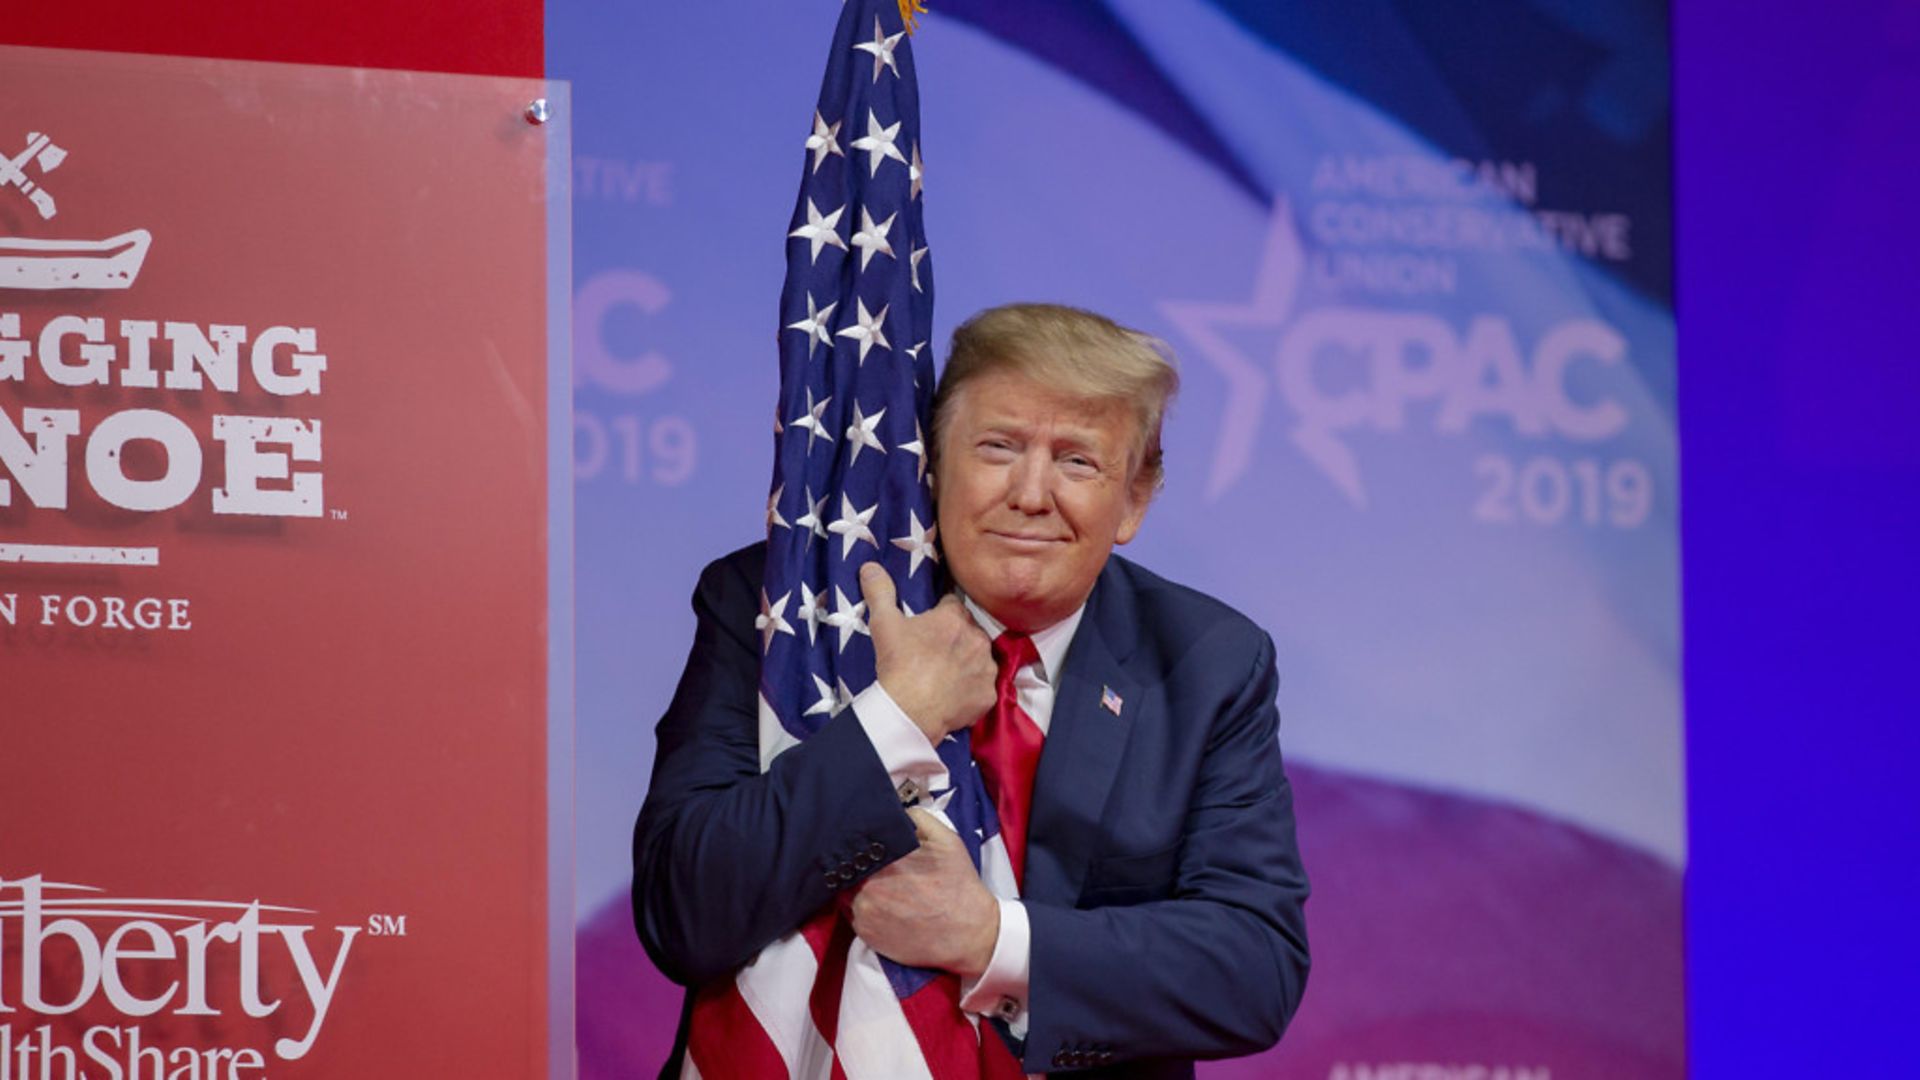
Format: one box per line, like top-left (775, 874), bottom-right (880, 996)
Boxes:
top-left (1022, 562), bottom-right (1141, 906)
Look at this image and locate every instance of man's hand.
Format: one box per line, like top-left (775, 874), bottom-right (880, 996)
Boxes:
top-left (849, 808), bottom-right (1000, 977)
top-left (859, 562), bottom-right (996, 745)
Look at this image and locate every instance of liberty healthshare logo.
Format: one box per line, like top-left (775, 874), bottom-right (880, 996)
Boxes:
top-left (0, 128), bottom-right (334, 634)
top-left (0, 875), bottom-right (391, 1079)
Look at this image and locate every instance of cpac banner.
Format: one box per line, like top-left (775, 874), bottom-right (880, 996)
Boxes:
top-left (558, 2), bottom-right (1678, 1077)
top-left (0, 48), bottom-right (573, 1079)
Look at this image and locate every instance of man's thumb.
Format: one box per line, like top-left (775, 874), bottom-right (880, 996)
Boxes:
top-left (858, 562), bottom-right (900, 630)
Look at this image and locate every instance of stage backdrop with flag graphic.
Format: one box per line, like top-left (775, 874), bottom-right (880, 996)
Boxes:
top-left (0, 46), bottom-right (573, 1078)
top-left (559, 2), bottom-right (1679, 1077)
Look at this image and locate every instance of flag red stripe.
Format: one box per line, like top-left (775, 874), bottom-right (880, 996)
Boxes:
top-left (894, 973), bottom-right (1022, 1080)
top-left (687, 978), bottom-right (790, 1080)
top-left (804, 908), bottom-right (855, 1080)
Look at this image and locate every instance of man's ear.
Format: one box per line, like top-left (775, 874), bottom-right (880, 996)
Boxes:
top-left (1116, 488), bottom-right (1151, 547)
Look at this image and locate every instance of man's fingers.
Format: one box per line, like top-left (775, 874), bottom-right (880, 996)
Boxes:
top-left (905, 807), bottom-right (961, 848)
top-left (905, 806), bottom-right (937, 839)
top-left (859, 562), bottom-right (901, 632)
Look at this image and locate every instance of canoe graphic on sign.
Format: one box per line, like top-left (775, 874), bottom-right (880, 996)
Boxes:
top-left (0, 129), bottom-right (152, 290)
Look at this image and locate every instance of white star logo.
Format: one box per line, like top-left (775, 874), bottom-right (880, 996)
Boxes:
top-left (804, 111), bottom-right (844, 174)
top-left (824, 585), bottom-right (871, 653)
top-left (804, 674), bottom-right (840, 718)
top-left (789, 388), bottom-right (833, 454)
top-left (849, 110), bottom-right (907, 177)
top-left (828, 495), bottom-right (879, 557)
top-left (891, 510), bottom-right (939, 577)
top-left (849, 206), bottom-right (897, 272)
top-left (788, 198), bottom-right (848, 263)
top-left (756, 589), bottom-right (795, 653)
top-left (796, 580), bottom-right (826, 644)
top-left (909, 142), bottom-right (925, 200)
top-left (795, 486), bottom-right (830, 542)
top-left (844, 402), bottom-right (888, 464)
top-left (786, 294), bottom-right (837, 357)
top-left (1158, 199), bottom-right (1343, 502)
top-left (767, 484), bottom-right (789, 530)
top-left (900, 418), bottom-right (927, 482)
top-left (909, 244), bottom-right (929, 292)
top-left (836, 298), bottom-right (891, 364)
top-left (852, 16), bottom-right (904, 83)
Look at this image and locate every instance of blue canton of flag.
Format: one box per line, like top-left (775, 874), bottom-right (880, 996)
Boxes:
top-left (758, 0), bottom-right (1003, 1002)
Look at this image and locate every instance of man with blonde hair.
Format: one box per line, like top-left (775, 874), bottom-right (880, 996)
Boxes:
top-left (637, 303), bottom-right (1310, 1076)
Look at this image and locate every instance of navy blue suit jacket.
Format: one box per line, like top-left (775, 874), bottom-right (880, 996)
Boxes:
top-left (633, 542), bottom-right (1310, 1076)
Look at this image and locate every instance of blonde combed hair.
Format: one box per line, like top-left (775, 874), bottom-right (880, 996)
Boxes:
top-left (932, 303), bottom-right (1180, 494)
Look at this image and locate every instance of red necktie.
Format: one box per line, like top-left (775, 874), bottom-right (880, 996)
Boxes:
top-left (974, 632), bottom-right (1047, 889)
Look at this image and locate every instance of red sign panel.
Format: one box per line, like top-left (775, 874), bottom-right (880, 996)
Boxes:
top-left (1, 46), bottom-right (564, 1078)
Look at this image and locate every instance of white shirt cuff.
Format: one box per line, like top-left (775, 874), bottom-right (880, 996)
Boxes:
top-left (851, 682), bottom-right (949, 802)
top-left (959, 897), bottom-right (1030, 1030)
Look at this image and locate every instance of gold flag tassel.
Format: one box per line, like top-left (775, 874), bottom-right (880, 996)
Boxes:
top-left (898, 0), bottom-right (929, 35)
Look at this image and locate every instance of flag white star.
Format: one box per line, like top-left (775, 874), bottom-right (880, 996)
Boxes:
top-left (849, 206), bottom-right (897, 272)
top-left (795, 486), bottom-right (830, 541)
top-left (828, 494), bottom-right (878, 557)
top-left (824, 585), bottom-right (871, 653)
top-left (891, 510), bottom-right (939, 577)
top-left (909, 142), bottom-right (925, 200)
top-left (804, 111), bottom-right (843, 174)
top-left (836, 677), bottom-right (857, 714)
top-left (804, 673), bottom-right (839, 717)
top-left (797, 580), bottom-right (826, 644)
top-left (789, 388), bottom-right (833, 453)
top-left (767, 484), bottom-right (789, 530)
top-left (786, 294), bottom-right (837, 356)
top-left (844, 402), bottom-right (887, 464)
top-left (852, 16), bottom-right (904, 83)
top-left (836, 298), bottom-right (891, 364)
top-left (849, 110), bottom-right (907, 177)
top-left (900, 418), bottom-right (927, 481)
top-left (788, 198), bottom-right (848, 262)
top-left (756, 589), bottom-right (795, 653)
top-left (909, 244), bottom-right (928, 292)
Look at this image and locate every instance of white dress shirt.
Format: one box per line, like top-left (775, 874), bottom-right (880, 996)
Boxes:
top-left (850, 595), bottom-right (1086, 1040)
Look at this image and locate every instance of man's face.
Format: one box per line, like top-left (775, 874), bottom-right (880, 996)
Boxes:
top-left (935, 369), bottom-right (1150, 633)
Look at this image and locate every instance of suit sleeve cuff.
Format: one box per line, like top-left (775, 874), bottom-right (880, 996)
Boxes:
top-left (851, 682), bottom-right (950, 802)
top-left (959, 897), bottom-right (1030, 1031)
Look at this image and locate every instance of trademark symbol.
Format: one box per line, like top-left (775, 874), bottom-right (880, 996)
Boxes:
top-left (367, 913), bottom-right (408, 936)
top-left (330, 508), bottom-right (349, 522)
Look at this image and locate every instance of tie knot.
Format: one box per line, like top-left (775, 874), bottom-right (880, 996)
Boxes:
top-left (992, 631), bottom-right (1039, 676)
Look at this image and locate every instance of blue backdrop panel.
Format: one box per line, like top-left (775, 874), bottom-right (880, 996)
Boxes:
top-left (552, 2), bottom-right (1680, 1075)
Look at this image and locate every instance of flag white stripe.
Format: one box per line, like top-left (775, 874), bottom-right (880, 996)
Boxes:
top-left (834, 940), bottom-right (938, 1080)
top-left (758, 692), bottom-right (803, 773)
top-left (737, 930), bottom-right (835, 1080)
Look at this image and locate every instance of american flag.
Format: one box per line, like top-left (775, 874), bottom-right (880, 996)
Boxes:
top-left (681, 2), bottom-right (1020, 1077)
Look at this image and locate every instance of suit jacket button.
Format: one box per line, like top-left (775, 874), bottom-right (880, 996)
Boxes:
top-left (853, 853), bottom-right (873, 870)
top-left (868, 840), bottom-right (887, 858)
top-left (1052, 1050), bottom-right (1069, 1068)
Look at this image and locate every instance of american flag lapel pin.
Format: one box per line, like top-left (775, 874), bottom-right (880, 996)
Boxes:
top-left (1100, 685), bottom-right (1124, 716)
